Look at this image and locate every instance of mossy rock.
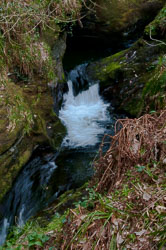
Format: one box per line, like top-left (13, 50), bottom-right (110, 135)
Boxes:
top-left (32, 183), bottom-right (88, 229)
top-left (0, 75), bottom-right (66, 202)
top-left (144, 3), bottom-right (166, 38)
top-left (86, 3), bottom-right (166, 116)
top-left (0, 76), bottom-right (28, 154)
top-left (76, 0), bottom-right (165, 48)
top-left (87, 39), bottom-right (166, 116)
top-left (0, 31), bottom-right (66, 202)
top-left (0, 0), bottom-right (82, 205)
top-left (0, 137), bottom-right (33, 202)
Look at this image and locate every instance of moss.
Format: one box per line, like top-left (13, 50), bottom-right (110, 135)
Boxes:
top-left (88, 49), bottom-right (126, 86)
top-left (0, 140), bottom-right (33, 202)
top-left (87, 31), bottom-right (166, 116)
top-left (142, 59), bottom-right (166, 111)
top-left (0, 76), bottom-right (29, 154)
top-left (144, 4), bottom-right (166, 37)
top-left (30, 183), bottom-right (88, 230)
top-left (0, 79), bottom-right (65, 201)
top-left (124, 95), bottom-right (144, 117)
top-left (94, 62), bottom-right (122, 83)
top-left (102, 62), bottom-right (121, 77)
top-left (0, 0), bottom-right (79, 203)
top-left (94, 0), bottom-right (165, 38)
top-left (42, 24), bottom-right (60, 48)
top-left (41, 41), bottom-right (57, 81)
top-left (0, 40), bottom-right (66, 202)
top-left (106, 49), bottom-right (127, 61)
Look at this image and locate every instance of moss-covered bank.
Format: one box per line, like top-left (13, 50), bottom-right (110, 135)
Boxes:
top-left (0, 0), bottom-right (82, 202)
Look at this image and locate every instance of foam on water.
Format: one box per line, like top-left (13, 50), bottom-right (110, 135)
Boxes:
top-left (59, 78), bottom-right (109, 147)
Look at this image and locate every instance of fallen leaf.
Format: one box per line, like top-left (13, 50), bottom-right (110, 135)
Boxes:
top-left (117, 233), bottom-right (124, 244)
top-left (156, 206), bottom-right (166, 213)
top-left (80, 215), bottom-right (87, 220)
top-left (83, 242), bottom-right (91, 250)
top-left (163, 158), bottom-right (166, 164)
top-left (143, 192), bottom-right (151, 201)
top-left (46, 230), bottom-right (54, 234)
top-left (135, 229), bottom-right (146, 236)
top-left (111, 214), bottom-right (118, 226)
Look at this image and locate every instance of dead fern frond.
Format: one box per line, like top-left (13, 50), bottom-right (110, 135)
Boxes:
top-left (95, 110), bottom-right (166, 192)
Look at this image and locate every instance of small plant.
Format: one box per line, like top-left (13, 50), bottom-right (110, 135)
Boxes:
top-left (26, 232), bottom-right (49, 247)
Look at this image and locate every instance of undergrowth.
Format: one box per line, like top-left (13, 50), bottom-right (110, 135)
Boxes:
top-left (1, 110), bottom-right (166, 249)
top-left (0, 0), bottom-right (83, 78)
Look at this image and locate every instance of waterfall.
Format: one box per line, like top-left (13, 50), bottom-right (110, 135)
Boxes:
top-left (59, 65), bottom-right (109, 148)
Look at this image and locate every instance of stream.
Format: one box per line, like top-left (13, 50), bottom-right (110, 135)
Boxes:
top-left (0, 63), bottom-right (118, 246)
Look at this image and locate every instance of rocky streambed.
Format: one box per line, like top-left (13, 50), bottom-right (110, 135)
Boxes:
top-left (0, 0), bottom-right (166, 245)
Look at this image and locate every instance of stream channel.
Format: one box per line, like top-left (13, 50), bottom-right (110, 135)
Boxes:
top-left (0, 43), bottom-right (125, 245)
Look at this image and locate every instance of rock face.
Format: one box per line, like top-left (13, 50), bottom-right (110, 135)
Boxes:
top-left (71, 0), bottom-right (165, 48)
top-left (94, 0), bottom-right (164, 34)
top-left (0, 32), bottom-right (66, 202)
top-left (86, 3), bottom-right (166, 116)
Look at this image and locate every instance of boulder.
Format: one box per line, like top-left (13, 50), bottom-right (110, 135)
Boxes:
top-left (70, 0), bottom-right (165, 48)
top-left (86, 4), bottom-right (166, 116)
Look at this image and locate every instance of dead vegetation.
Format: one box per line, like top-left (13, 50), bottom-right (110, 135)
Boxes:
top-left (0, 0), bottom-right (88, 78)
top-left (56, 110), bottom-right (166, 250)
top-left (95, 109), bottom-right (166, 193)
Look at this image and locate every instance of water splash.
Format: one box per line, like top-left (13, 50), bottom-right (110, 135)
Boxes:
top-left (59, 66), bottom-right (109, 147)
top-left (18, 205), bottom-right (25, 227)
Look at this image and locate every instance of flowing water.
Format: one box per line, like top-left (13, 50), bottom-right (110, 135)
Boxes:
top-left (59, 64), bottom-right (110, 147)
top-left (0, 64), bottom-right (117, 245)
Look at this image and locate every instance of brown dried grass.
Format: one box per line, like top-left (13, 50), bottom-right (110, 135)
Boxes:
top-left (94, 110), bottom-right (166, 193)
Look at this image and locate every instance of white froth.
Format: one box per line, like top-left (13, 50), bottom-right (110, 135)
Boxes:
top-left (59, 80), bottom-right (109, 147)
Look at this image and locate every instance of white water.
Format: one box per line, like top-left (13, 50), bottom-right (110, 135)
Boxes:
top-left (18, 205), bottom-right (25, 227)
top-left (59, 79), bottom-right (109, 147)
top-left (0, 218), bottom-right (9, 246)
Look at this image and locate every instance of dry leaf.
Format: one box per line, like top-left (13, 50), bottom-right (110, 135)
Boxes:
top-left (139, 237), bottom-right (146, 242)
top-left (156, 206), bottom-right (166, 213)
top-left (143, 192), bottom-right (151, 201)
top-left (117, 233), bottom-right (124, 244)
top-left (80, 215), bottom-right (87, 220)
top-left (111, 214), bottom-right (119, 226)
top-left (82, 242), bottom-right (91, 250)
top-left (135, 229), bottom-right (146, 236)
